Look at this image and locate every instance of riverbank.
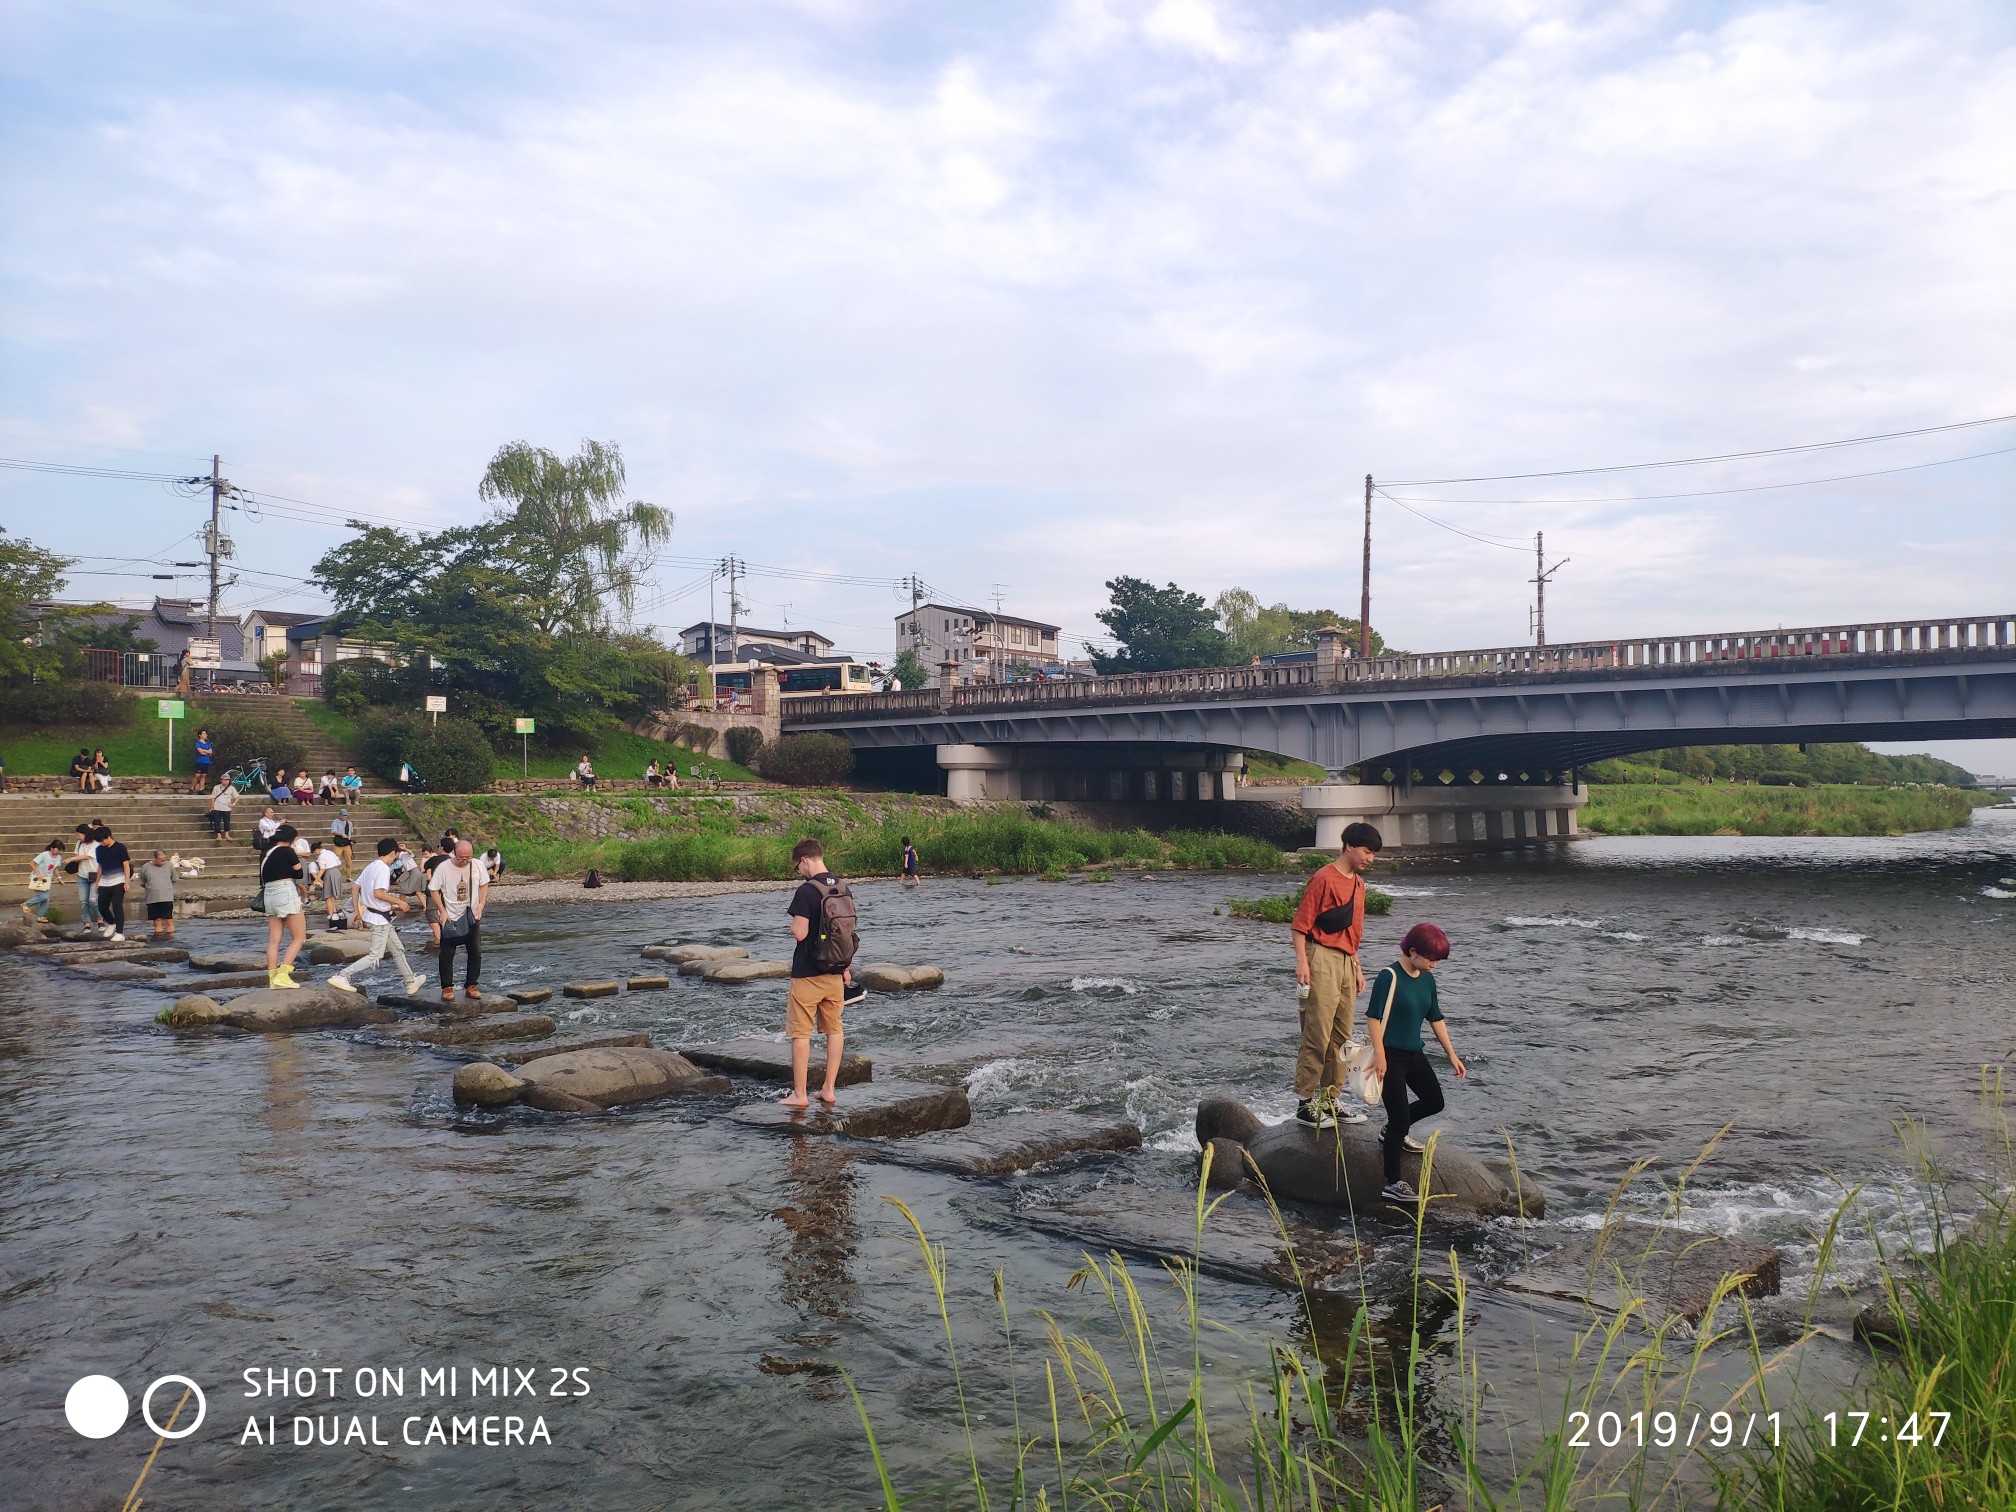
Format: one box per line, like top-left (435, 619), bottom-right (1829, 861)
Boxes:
top-left (1582, 782), bottom-right (1997, 837)
top-left (379, 790), bottom-right (1293, 880)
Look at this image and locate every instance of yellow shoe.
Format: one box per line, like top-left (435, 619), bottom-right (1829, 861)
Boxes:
top-left (270, 965), bottom-right (300, 990)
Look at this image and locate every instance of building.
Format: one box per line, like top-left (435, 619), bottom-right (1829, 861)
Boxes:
top-left (679, 621), bottom-right (836, 662)
top-left (242, 609), bottom-right (397, 692)
top-left (896, 603), bottom-right (1063, 686)
top-left (706, 640), bottom-right (875, 701)
top-left (241, 609), bottom-right (323, 667)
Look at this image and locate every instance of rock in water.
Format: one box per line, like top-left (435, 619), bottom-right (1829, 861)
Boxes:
top-left (453, 1061), bottom-right (527, 1107)
top-left (681, 1036), bottom-right (872, 1087)
top-left (874, 1114), bottom-right (1141, 1175)
top-left (188, 951), bottom-right (273, 973)
top-left (306, 934), bottom-right (375, 965)
top-left (562, 981), bottom-right (621, 999)
top-left (642, 943), bottom-right (749, 964)
top-left (852, 963), bottom-right (946, 992)
top-left (0, 920), bottom-right (40, 949)
top-left (507, 988), bottom-right (554, 1005)
top-left (497, 1032), bottom-right (653, 1065)
top-left (1499, 1221), bottom-right (1780, 1326)
top-left (730, 1080), bottom-right (970, 1139)
top-left (384, 1013), bottom-right (559, 1046)
top-left (513, 1047), bottom-right (728, 1111)
top-left (157, 994), bottom-right (229, 1027)
top-left (1194, 1097), bottom-right (1544, 1219)
top-left (697, 959), bottom-right (791, 983)
top-left (70, 961), bottom-right (167, 981)
top-left (627, 975), bottom-right (670, 991)
top-left (216, 986), bottom-right (399, 1032)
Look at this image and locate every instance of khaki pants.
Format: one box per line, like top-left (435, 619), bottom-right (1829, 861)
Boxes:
top-left (1294, 944), bottom-right (1363, 1099)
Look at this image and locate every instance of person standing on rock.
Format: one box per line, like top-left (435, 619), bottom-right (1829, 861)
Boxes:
top-left (137, 849), bottom-right (178, 939)
top-left (310, 836), bottom-right (348, 930)
top-left (70, 823), bottom-right (101, 929)
top-left (93, 822), bottom-right (132, 942)
top-left (1289, 820), bottom-right (1383, 1129)
top-left (329, 838), bottom-right (427, 997)
top-left (260, 822), bottom-right (309, 988)
top-left (430, 839), bottom-right (489, 1003)
top-left (1367, 922), bottom-right (1465, 1205)
top-left (779, 837), bottom-right (860, 1109)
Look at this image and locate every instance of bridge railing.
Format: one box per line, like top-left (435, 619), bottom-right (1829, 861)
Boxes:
top-left (781, 613), bottom-right (2015, 722)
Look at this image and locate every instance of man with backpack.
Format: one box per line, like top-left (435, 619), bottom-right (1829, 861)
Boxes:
top-left (778, 837), bottom-right (859, 1109)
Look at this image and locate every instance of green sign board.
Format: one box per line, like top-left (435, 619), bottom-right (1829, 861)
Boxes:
top-left (157, 700), bottom-right (186, 720)
top-left (514, 717), bottom-right (535, 734)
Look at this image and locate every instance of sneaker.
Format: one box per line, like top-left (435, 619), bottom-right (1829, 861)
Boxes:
top-left (270, 965), bottom-right (300, 990)
top-left (1335, 1104), bottom-right (1369, 1125)
top-left (1381, 1179), bottom-right (1418, 1203)
top-left (99, 925), bottom-right (115, 938)
top-left (1402, 1133), bottom-right (1427, 1153)
top-left (109, 932), bottom-right (126, 942)
top-left (1294, 1100), bottom-right (1336, 1130)
top-left (327, 975), bottom-right (357, 994)
top-left (402, 975), bottom-right (428, 996)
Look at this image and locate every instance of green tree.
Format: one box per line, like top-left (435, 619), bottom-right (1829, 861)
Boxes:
top-left (1090, 576), bottom-right (1233, 673)
top-left (889, 648), bottom-right (929, 690)
top-left (1214, 587), bottom-right (1389, 660)
top-left (0, 528), bottom-right (75, 681)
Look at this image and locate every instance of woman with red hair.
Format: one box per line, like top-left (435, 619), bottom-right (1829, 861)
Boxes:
top-left (1366, 922), bottom-right (1467, 1205)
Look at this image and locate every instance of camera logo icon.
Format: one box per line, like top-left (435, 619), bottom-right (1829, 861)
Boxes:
top-left (65, 1375), bottom-right (206, 1439)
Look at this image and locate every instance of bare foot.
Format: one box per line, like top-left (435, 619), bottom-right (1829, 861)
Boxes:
top-left (777, 1094), bottom-right (812, 1109)
top-left (815, 1089), bottom-right (838, 1105)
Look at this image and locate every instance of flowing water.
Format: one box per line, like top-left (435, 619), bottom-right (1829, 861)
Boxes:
top-left (4, 809), bottom-right (2012, 1507)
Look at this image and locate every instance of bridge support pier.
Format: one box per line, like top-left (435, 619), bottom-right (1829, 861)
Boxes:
top-left (936, 744), bottom-right (1244, 804)
top-left (1301, 781), bottom-right (1587, 850)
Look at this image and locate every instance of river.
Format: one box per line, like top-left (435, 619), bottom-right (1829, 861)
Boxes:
top-left (4, 809), bottom-right (2012, 1507)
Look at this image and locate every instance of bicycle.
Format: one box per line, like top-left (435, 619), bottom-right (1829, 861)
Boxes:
top-left (220, 758), bottom-right (270, 794)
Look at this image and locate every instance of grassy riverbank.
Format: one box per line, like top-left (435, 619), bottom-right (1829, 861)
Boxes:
top-left (1226, 886), bottom-right (1393, 922)
top-left (377, 790), bottom-right (1293, 880)
top-left (1582, 783), bottom-right (1996, 837)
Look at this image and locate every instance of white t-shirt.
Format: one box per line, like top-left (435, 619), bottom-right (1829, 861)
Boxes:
top-left (354, 858), bottom-right (398, 921)
top-left (256, 815), bottom-right (280, 839)
top-left (311, 846), bottom-right (344, 879)
top-left (74, 839), bottom-right (99, 879)
top-left (429, 857), bottom-right (491, 921)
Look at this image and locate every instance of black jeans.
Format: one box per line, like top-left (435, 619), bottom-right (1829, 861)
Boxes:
top-left (439, 918), bottom-right (481, 989)
top-left (1380, 1046), bottom-right (1444, 1183)
top-left (97, 883), bottom-right (127, 935)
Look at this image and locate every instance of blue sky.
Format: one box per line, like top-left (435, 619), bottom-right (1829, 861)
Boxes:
top-left (3, 1), bottom-right (2012, 768)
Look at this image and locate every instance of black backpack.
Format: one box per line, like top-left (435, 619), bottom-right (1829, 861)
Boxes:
top-left (809, 876), bottom-right (859, 969)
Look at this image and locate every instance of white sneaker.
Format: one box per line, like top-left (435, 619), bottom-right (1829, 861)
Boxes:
top-left (109, 932), bottom-right (126, 942)
top-left (99, 925), bottom-right (115, 938)
top-left (403, 975), bottom-right (427, 995)
top-left (328, 975), bottom-right (356, 994)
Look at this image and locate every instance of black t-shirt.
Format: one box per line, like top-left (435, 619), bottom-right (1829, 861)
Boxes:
top-left (70, 754), bottom-right (90, 776)
top-left (260, 846), bottom-right (304, 886)
top-left (788, 875), bottom-right (835, 978)
top-left (95, 841), bottom-right (131, 886)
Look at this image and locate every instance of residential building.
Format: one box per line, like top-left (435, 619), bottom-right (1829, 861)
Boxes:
top-left (706, 640), bottom-right (874, 700)
top-left (896, 603), bottom-right (1062, 685)
top-left (678, 621), bottom-right (836, 662)
top-left (242, 609), bottom-right (396, 691)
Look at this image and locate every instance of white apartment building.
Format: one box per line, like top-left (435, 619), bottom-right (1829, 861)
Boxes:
top-left (897, 603), bottom-right (1062, 686)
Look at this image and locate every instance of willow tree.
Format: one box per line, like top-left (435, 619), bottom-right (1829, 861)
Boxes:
top-left (477, 438), bottom-right (672, 635)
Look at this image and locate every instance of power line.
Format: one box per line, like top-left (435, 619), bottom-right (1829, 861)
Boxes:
top-left (1373, 488), bottom-right (1529, 551)
top-left (1383, 411), bottom-right (2016, 486)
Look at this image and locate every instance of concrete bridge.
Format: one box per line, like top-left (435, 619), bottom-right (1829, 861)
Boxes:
top-left (782, 613), bottom-right (2016, 847)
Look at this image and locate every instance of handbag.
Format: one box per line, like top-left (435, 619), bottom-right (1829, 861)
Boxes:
top-left (1351, 969), bottom-right (1404, 1105)
top-left (439, 910), bottom-right (472, 943)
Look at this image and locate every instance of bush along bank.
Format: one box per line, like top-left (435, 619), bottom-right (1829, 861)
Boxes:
top-left (1581, 783), bottom-right (1993, 837)
top-left (373, 790), bottom-right (1293, 881)
top-left (1226, 886), bottom-right (1394, 923)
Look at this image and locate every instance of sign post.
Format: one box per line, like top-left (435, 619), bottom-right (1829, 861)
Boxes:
top-left (514, 717), bottom-right (535, 777)
top-left (425, 695), bottom-right (447, 728)
top-left (157, 699), bottom-right (186, 772)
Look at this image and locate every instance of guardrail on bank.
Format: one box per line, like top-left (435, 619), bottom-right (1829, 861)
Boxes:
top-left (783, 612), bottom-right (2016, 722)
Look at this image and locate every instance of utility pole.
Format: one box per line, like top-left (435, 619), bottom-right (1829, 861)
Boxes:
top-left (991, 583), bottom-right (1007, 682)
top-left (1530, 531), bottom-right (1569, 647)
top-left (1359, 473), bottom-right (1373, 660)
top-left (206, 454), bottom-right (223, 641)
top-left (723, 555), bottom-right (745, 661)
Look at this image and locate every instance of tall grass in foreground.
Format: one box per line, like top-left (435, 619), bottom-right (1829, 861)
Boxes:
top-left (1581, 784), bottom-right (1981, 837)
top-left (617, 810), bottom-right (1288, 882)
top-left (848, 1078), bottom-right (2014, 1511)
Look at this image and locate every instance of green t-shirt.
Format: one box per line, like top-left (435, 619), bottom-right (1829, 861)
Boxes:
top-left (1367, 962), bottom-right (1442, 1052)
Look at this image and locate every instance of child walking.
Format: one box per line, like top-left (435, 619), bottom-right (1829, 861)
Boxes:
top-left (1366, 922), bottom-right (1466, 1205)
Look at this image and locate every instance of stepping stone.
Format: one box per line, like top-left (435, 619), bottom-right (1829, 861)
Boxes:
top-left (70, 961), bottom-right (166, 981)
top-left (682, 1036), bottom-right (872, 1087)
top-left (681, 958), bottom-right (790, 982)
top-left (455, 1047), bottom-right (729, 1112)
top-left (506, 988), bottom-right (554, 1005)
top-left (374, 991), bottom-right (519, 1016)
top-left (1019, 1189), bottom-right (1371, 1294)
top-left (157, 985), bottom-right (396, 1031)
top-left (1498, 1221), bottom-right (1781, 1326)
top-left (383, 1013), bottom-right (559, 1047)
top-left (627, 975), bottom-right (670, 991)
top-left (852, 962), bottom-right (947, 992)
top-left (147, 970), bottom-right (273, 992)
top-left (134, 947), bottom-right (191, 965)
top-left (53, 948), bottom-right (158, 967)
top-left (730, 1079), bottom-right (970, 1140)
top-left (872, 1114), bottom-right (1143, 1176)
top-left (188, 951), bottom-right (272, 973)
top-left (497, 1032), bottom-right (653, 1065)
top-left (641, 943), bottom-right (748, 964)
top-left (306, 934), bottom-right (376, 965)
top-left (562, 981), bottom-right (621, 999)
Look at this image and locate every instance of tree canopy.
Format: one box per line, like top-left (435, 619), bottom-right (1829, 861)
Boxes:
top-left (1090, 577), bottom-right (1233, 673)
top-left (1213, 588), bottom-right (1390, 661)
top-left (0, 528), bottom-right (74, 681)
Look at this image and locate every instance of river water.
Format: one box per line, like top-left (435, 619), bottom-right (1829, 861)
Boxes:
top-left (4, 809), bottom-right (2012, 1507)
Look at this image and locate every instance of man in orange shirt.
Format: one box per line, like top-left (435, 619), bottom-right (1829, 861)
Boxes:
top-left (1290, 821), bottom-right (1383, 1128)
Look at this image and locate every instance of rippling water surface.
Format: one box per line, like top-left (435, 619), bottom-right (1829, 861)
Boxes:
top-left (3, 810), bottom-right (2011, 1506)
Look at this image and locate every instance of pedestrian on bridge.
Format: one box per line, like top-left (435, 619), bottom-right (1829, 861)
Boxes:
top-left (1289, 821), bottom-right (1383, 1130)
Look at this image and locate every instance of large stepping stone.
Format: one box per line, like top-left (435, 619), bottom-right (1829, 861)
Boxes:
top-left (681, 1036), bottom-right (872, 1087)
top-left (642, 943), bottom-right (749, 964)
top-left (145, 969), bottom-right (273, 992)
top-left (0, 920), bottom-right (42, 949)
top-left (1019, 1188), bottom-right (1371, 1294)
top-left (730, 1080), bottom-right (970, 1140)
top-left (627, 975), bottom-right (670, 991)
top-left (306, 934), bottom-right (376, 964)
top-left (375, 991), bottom-right (519, 1015)
top-left (563, 981), bottom-right (621, 999)
top-left (70, 961), bottom-right (167, 981)
top-left (871, 1114), bottom-right (1142, 1176)
top-left (497, 1032), bottom-right (653, 1065)
top-left (189, 951), bottom-right (272, 973)
top-left (383, 1013), bottom-right (559, 1047)
top-left (507, 988), bottom-right (554, 1005)
top-left (681, 958), bottom-right (791, 982)
top-left (852, 962), bottom-right (947, 992)
top-left (454, 1047), bottom-right (729, 1112)
top-left (158, 985), bottom-right (396, 1031)
top-left (1196, 1098), bottom-right (1545, 1220)
top-left (1499, 1221), bottom-right (1781, 1326)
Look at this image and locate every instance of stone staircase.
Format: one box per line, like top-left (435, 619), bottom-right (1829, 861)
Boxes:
top-left (260, 698), bottom-right (359, 781)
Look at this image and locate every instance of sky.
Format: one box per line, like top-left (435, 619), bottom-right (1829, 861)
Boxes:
top-left (2, 0), bottom-right (2013, 770)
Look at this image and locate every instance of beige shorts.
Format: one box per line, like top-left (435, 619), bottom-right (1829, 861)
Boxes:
top-left (784, 974), bottom-right (845, 1038)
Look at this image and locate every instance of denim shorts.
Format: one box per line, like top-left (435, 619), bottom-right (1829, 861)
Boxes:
top-left (262, 880), bottom-right (304, 918)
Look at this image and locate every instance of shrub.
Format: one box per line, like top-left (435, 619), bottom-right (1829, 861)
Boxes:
top-left (196, 708), bottom-right (305, 777)
top-left (724, 725), bottom-right (766, 768)
top-left (356, 712), bottom-right (496, 793)
top-left (758, 733), bottom-right (855, 786)
top-left (0, 678), bottom-right (131, 728)
top-left (1756, 770), bottom-right (1809, 787)
top-left (322, 656), bottom-right (415, 718)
